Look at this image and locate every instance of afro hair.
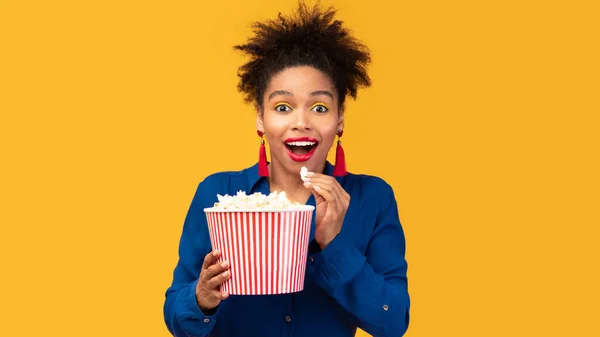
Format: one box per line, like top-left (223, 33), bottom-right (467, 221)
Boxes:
top-left (233, 1), bottom-right (372, 109)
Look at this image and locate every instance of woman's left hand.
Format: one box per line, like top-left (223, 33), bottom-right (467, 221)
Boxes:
top-left (303, 172), bottom-right (350, 249)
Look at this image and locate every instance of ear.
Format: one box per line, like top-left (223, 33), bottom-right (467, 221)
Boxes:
top-left (256, 106), bottom-right (265, 134)
top-left (337, 105), bottom-right (345, 131)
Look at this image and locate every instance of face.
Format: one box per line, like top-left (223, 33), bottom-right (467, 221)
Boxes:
top-left (257, 66), bottom-right (344, 175)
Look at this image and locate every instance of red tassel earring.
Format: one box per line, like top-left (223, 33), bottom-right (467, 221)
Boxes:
top-left (257, 131), bottom-right (269, 177)
top-left (332, 130), bottom-right (347, 176)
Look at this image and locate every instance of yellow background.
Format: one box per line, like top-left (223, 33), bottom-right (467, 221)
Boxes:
top-left (1, 0), bottom-right (598, 336)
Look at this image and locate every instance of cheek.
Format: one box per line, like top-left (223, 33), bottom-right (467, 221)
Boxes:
top-left (263, 114), bottom-right (289, 143)
top-left (323, 123), bottom-right (338, 136)
top-left (320, 123), bottom-right (338, 143)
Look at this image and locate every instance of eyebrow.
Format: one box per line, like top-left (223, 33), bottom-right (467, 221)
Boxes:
top-left (267, 90), bottom-right (334, 100)
top-left (310, 90), bottom-right (334, 100)
top-left (268, 90), bottom-right (293, 100)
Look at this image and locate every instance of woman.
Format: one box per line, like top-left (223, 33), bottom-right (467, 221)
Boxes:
top-left (163, 2), bottom-right (410, 336)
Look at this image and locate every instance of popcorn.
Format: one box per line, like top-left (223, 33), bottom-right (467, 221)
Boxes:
top-left (208, 167), bottom-right (314, 211)
top-left (300, 166), bottom-right (309, 182)
top-left (212, 190), bottom-right (301, 210)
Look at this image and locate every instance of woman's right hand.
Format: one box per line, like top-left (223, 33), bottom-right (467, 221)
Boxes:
top-left (196, 250), bottom-right (231, 312)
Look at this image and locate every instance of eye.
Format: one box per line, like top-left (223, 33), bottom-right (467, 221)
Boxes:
top-left (311, 104), bottom-right (329, 113)
top-left (275, 103), bottom-right (292, 112)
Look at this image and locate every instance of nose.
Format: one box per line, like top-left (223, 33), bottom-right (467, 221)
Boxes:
top-left (291, 109), bottom-right (312, 131)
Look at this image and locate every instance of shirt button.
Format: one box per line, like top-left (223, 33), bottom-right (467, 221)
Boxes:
top-left (285, 316), bottom-right (292, 322)
top-left (203, 318), bottom-right (210, 323)
top-left (383, 305), bottom-right (389, 311)
top-left (308, 256), bottom-right (314, 263)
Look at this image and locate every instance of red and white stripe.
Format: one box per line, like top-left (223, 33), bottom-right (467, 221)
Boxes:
top-left (205, 210), bottom-right (313, 295)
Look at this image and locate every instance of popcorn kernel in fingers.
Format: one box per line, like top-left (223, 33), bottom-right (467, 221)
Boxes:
top-left (300, 166), bottom-right (309, 182)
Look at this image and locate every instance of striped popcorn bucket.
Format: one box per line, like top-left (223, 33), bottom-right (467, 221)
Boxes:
top-left (204, 206), bottom-right (314, 295)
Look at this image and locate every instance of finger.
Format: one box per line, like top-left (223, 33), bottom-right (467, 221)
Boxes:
top-left (304, 182), bottom-right (324, 202)
top-left (315, 183), bottom-right (350, 213)
top-left (204, 260), bottom-right (230, 280)
top-left (309, 182), bottom-right (337, 204)
top-left (318, 177), bottom-right (350, 205)
top-left (303, 175), bottom-right (347, 208)
top-left (306, 177), bottom-right (346, 203)
top-left (304, 172), bottom-right (334, 183)
top-left (303, 179), bottom-right (327, 196)
top-left (335, 188), bottom-right (350, 208)
top-left (304, 176), bottom-right (335, 192)
top-left (206, 288), bottom-right (229, 301)
top-left (207, 269), bottom-right (231, 289)
top-left (342, 191), bottom-right (350, 206)
top-left (304, 171), bottom-right (322, 179)
top-left (305, 174), bottom-right (343, 192)
top-left (333, 183), bottom-right (350, 204)
top-left (202, 250), bottom-right (220, 270)
top-left (304, 180), bottom-right (335, 203)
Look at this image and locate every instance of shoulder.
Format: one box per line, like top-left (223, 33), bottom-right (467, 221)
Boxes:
top-left (199, 164), bottom-right (254, 187)
top-left (344, 173), bottom-right (402, 228)
top-left (192, 163), bottom-right (258, 207)
top-left (343, 171), bottom-right (396, 197)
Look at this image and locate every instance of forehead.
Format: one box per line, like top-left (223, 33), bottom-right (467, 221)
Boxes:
top-left (265, 66), bottom-right (335, 96)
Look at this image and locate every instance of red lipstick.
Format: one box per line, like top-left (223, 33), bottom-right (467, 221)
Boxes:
top-left (284, 137), bottom-right (319, 162)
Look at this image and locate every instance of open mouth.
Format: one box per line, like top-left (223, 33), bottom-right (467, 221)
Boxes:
top-left (284, 137), bottom-right (319, 162)
top-left (284, 140), bottom-right (319, 155)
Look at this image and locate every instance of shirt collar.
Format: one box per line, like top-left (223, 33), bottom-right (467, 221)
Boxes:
top-left (247, 161), bottom-right (335, 193)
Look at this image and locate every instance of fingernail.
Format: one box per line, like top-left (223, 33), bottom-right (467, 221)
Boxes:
top-left (221, 262), bottom-right (228, 268)
top-left (307, 172), bottom-right (315, 177)
top-left (314, 185), bottom-right (321, 191)
top-left (213, 250), bottom-right (219, 256)
top-left (223, 271), bottom-right (230, 277)
top-left (222, 292), bottom-right (229, 298)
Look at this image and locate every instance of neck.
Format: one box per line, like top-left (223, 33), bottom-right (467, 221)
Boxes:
top-left (267, 160), bottom-right (326, 204)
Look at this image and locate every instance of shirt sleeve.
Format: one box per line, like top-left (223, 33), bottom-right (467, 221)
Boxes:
top-left (163, 177), bottom-right (221, 337)
top-left (306, 181), bottom-right (411, 337)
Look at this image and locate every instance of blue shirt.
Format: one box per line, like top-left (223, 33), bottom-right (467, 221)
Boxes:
top-left (164, 161), bottom-right (410, 337)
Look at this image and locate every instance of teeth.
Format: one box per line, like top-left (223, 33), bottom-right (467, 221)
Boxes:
top-left (286, 141), bottom-right (316, 146)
